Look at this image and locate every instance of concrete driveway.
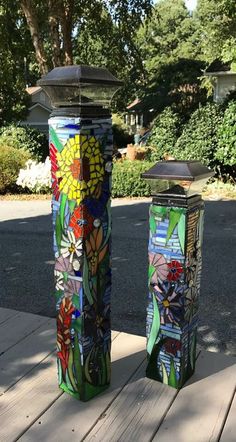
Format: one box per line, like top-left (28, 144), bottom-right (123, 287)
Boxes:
top-left (0, 198), bottom-right (235, 355)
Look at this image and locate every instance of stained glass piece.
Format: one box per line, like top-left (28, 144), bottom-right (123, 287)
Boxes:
top-left (55, 214), bottom-right (62, 250)
top-left (178, 212), bottom-right (186, 254)
top-left (150, 215), bottom-right (156, 234)
top-left (147, 293), bottom-right (160, 355)
top-left (151, 205), bottom-right (167, 216)
top-left (50, 127), bottom-right (64, 152)
top-left (161, 361), bottom-right (168, 384)
top-left (169, 358), bottom-right (178, 388)
top-left (166, 209), bottom-right (182, 244)
top-left (83, 255), bottom-right (94, 305)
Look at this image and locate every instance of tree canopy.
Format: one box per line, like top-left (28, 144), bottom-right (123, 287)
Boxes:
top-left (0, 1), bottom-right (30, 122)
top-left (136, 0), bottom-right (207, 118)
top-left (1, 0), bottom-right (236, 122)
top-left (195, 0), bottom-right (236, 67)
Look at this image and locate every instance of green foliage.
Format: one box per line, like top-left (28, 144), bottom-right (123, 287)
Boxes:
top-left (138, 0), bottom-right (197, 73)
top-left (112, 114), bottom-right (133, 148)
top-left (141, 58), bottom-right (207, 119)
top-left (112, 160), bottom-right (153, 197)
top-left (147, 108), bottom-right (182, 161)
top-left (112, 125), bottom-right (133, 149)
top-left (0, 125), bottom-right (48, 161)
top-left (0, 145), bottom-right (30, 193)
top-left (74, 4), bottom-right (148, 111)
top-left (0, 1), bottom-right (33, 123)
top-left (135, 0), bottom-right (208, 118)
top-left (196, 0), bottom-right (236, 64)
top-left (173, 103), bottom-right (223, 167)
top-left (112, 117), bottom-right (133, 149)
top-left (215, 101), bottom-right (236, 167)
top-left (0, 63), bottom-right (29, 124)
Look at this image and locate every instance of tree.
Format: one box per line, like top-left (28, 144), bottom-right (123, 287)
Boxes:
top-left (16, 0), bottom-right (152, 111)
top-left (0, 1), bottom-right (30, 123)
top-left (19, 0), bottom-right (152, 75)
top-left (138, 0), bottom-right (199, 79)
top-left (132, 0), bottom-right (207, 118)
top-left (140, 58), bottom-right (207, 119)
top-left (195, 0), bottom-right (236, 66)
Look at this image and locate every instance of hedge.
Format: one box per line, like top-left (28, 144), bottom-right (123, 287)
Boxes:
top-left (147, 107), bottom-right (182, 161)
top-left (173, 103), bottom-right (223, 167)
top-left (0, 145), bottom-right (31, 193)
top-left (0, 125), bottom-right (48, 161)
top-left (112, 160), bottom-right (154, 197)
top-left (215, 100), bottom-right (236, 167)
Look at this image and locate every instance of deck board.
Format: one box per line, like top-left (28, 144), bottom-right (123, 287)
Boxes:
top-left (0, 307), bottom-right (19, 325)
top-left (84, 361), bottom-right (178, 442)
top-left (0, 318), bottom-right (55, 394)
top-left (0, 310), bottom-right (49, 355)
top-left (220, 392), bottom-right (236, 442)
top-left (152, 351), bottom-right (236, 442)
top-left (0, 331), bottom-right (120, 442)
top-left (19, 332), bottom-right (146, 442)
top-left (0, 352), bottom-right (61, 442)
top-left (0, 308), bottom-right (235, 442)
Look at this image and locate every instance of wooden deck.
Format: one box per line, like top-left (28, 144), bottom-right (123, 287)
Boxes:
top-left (0, 307), bottom-right (235, 442)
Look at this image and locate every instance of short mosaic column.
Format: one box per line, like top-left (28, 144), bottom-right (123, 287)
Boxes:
top-left (142, 161), bottom-right (213, 388)
top-left (39, 66), bottom-right (122, 401)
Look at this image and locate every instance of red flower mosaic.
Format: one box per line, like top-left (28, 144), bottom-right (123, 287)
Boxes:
top-left (69, 205), bottom-right (94, 239)
top-left (164, 338), bottom-right (182, 356)
top-left (167, 260), bottom-right (183, 281)
top-left (50, 142), bottom-right (60, 201)
top-left (57, 298), bottom-right (75, 376)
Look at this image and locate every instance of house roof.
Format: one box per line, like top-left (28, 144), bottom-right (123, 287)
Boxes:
top-left (205, 59), bottom-right (236, 76)
top-left (127, 98), bottom-right (141, 110)
top-left (127, 98), bottom-right (146, 113)
top-left (26, 86), bottom-right (42, 95)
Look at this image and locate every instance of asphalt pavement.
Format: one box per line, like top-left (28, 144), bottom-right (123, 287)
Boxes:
top-left (0, 198), bottom-right (235, 355)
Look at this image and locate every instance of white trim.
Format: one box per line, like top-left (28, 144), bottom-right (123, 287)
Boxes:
top-left (205, 71), bottom-right (236, 77)
top-left (26, 87), bottom-right (42, 96)
top-left (29, 102), bottom-right (52, 112)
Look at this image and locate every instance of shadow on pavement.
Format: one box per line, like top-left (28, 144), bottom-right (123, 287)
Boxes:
top-left (0, 200), bottom-right (235, 355)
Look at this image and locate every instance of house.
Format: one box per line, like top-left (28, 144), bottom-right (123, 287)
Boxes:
top-left (205, 59), bottom-right (236, 102)
top-left (125, 98), bottom-right (155, 134)
top-left (21, 86), bottom-right (52, 134)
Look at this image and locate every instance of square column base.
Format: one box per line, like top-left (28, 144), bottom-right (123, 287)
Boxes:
top-left (146, 195), bottom-right (204, 389)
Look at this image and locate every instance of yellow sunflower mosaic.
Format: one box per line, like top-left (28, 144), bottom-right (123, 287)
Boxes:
top-left (56, 134), bottom-right (104, 203)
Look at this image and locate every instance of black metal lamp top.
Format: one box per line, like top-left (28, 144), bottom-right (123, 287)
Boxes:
top-left (142, 160), bottom-right (214, 198)
top-left (141, 160), bottom-right (214, 181)
top-left (38, 65), bottom-right (123, 108)
top-left (38, 65), bottom-right (123, 87)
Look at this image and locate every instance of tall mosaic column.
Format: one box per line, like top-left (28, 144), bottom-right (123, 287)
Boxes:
top-left (38, 66), bottom-right (122, 401)
top-left (142, 161), bottom-right (213, 388)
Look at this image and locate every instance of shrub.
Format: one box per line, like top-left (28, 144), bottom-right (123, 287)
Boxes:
top-left (0, 145), bottom-right (30, 193)
top-left (147, 108), bottom-right (183, 162)
top-left (173, 103), bottom-right (223, 167)
top-left (16, 157), bottom-right (51, 193)
top-left (215, 101), bottom-right (236, 168)
top-left (0, 125), bottom-right (48, 161)
top-left (112, 113), bottom-right (133, 149)
top-left (112, 159), bottom-right (154, 197)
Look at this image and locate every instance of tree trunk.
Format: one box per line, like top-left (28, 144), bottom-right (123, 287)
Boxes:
top-left (60, 0), bottom-right (74, 65)
top-left (48, 0), bottom-right (62, 67)
top-left (20, 0), bottom-right (49, 75)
